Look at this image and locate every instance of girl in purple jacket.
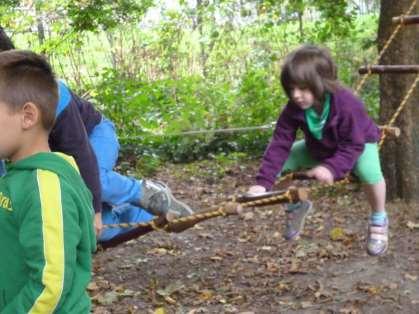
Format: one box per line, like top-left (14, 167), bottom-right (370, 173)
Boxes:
top-left (248, 45), bottom-right (388, 256)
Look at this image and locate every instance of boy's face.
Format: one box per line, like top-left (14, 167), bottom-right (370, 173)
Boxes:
top-left (290, 87), bottom-right (315, 110)
top-left (0, 101), bottom-right (22, 160)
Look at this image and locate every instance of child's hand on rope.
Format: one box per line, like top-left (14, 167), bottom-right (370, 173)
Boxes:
top-left (247, 185), bottom-right (267, 195)
top-left (306, 165), bottom-right (334, 185)
top-left (235, 185), bottom-right (267, 216)
top-left (94, 212), bottom-right (103, 237)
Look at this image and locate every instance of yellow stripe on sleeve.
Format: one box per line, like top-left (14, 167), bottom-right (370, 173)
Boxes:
top-left (53, 152), bottom-right (80, 173)
top-left (29, 169), bottom-right (65, 314)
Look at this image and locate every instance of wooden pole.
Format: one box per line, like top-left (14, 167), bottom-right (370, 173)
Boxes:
top-left (359, 65), bottom-right (419, 74)
top-left (392, 15), bottom-right (419, 25)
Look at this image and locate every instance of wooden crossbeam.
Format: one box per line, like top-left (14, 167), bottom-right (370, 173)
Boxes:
top-left (359, 65), bottom-right (419, 75)
top-left (392, 15), bottom-right (419, 25)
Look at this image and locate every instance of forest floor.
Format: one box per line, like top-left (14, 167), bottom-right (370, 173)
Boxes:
top-left (91, 158), bottom-right (419, 314)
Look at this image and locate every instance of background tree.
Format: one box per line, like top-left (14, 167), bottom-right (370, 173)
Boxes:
top-left (378, 0), bottom-right (419, 200)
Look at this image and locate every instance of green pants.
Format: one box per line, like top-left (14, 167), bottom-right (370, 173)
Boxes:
top-left (282, 140), bottom-right (384, 184)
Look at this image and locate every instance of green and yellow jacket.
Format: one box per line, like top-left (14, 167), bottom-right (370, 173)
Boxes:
top-left (0, 152), bottom-right (96, 314)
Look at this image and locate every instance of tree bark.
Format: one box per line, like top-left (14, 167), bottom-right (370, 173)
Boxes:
top-left (378, 0), bottom-right (419, 201)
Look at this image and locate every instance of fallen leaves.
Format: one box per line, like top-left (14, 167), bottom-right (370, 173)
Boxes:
top-left (90, 160), bottom-right (419, 313)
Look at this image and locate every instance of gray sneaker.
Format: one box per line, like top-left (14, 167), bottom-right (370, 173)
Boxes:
top-left (283, 200), bottom-right (313, 240)
top-left (138, 180), bottom-right (194, 219)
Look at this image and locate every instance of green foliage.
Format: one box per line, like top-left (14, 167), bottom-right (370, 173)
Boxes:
top-left (0, 0), bottom-right (18, 7)
top-left (134, 154), bottom-right (162, 177)
top-left (66, 0), bottom-right (154, 32)
top-left (90, 65), bottom-right (281, 162)
top-left (311, 0), bottom-right (357, 41)
top-left (1, 1), bottom-right (382, 167)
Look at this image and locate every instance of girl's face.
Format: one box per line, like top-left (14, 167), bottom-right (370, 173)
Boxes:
top-left (290, 87), bottom-right (315, 110)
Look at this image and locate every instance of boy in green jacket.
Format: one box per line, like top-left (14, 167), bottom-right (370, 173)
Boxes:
top-left (0, 50), bottom-right (96, 313)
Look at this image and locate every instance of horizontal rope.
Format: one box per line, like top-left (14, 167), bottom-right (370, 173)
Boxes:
top-left (119, 123), bottom-right (398, 141)
top-left (119, 122), bottom-right (276, 141)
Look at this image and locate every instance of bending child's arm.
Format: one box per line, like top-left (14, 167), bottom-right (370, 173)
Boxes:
top-left (256, 105), bottom-right (299, 190)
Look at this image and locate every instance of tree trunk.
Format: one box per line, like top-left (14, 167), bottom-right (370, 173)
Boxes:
top-left (35, 1), bottom-right (45, 47)
top-left (298, 10), bottom-right (304, 41)
top-left (378, 0), bottom-right (419, 201)
top-left (196, 0), bottom-right (213, 78)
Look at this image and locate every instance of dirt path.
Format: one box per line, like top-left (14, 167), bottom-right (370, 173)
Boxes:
top-left (91, 160), bottom-right (419, 313)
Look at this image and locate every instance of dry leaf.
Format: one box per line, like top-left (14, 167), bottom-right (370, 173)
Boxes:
top-left (210, 256), bottom-right (223, 261)
top-left (198, 289), bottom-right (214, 301)
top-left (330, 227), bottom-right (345, 241)
top-left (198, 232), bottom-right (214, 239)
top-left (154, 307), bottom-right (166, 314)
top-left (87, 281), bottom-right (99, 291)
top-left (241, 212), bottom-right (254, 220)
top-left (156, 281), bottom-right (184, 297)
top-left (147, 248), bottom-right (168, 255)
top-left (93, 291), bottom-right (119, 305)
top-left (339, 307), bottom-right (360, 314)
top-left (356, 283), bottom-right (382, 295)
top-left (164, 296), bottom-right (177, 304)
top-left (301, 301), bottom-right (313, 308)
top-left (277, 281), bottom-right (291, 293)
top-left (266, 261), bottom-right (279, 272)
top-left (406, 221), bottom-right (419, 230)
top-left (404, 273), bottom-right (418, 281)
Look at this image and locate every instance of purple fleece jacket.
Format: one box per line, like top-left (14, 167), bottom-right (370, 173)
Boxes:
top-left (256, 88), bottom-right (380, 190)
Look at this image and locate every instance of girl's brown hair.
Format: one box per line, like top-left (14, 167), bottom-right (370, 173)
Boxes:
top-left (280, 44), bottom-right (340, 103)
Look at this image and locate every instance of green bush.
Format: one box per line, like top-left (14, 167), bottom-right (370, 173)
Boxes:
top-left (91, 66), bottom-right (283, 162)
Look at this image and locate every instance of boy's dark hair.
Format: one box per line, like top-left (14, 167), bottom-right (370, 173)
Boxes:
top-left (0, 27), bottom-right (15, 52)
top-left (280, 44), bottom-right (340, 103)
top-left (0, 50), bottom-right (58, 130)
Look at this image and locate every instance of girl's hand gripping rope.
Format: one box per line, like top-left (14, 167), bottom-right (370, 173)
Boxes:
top-left (305, 165), bottom-right (334, 185)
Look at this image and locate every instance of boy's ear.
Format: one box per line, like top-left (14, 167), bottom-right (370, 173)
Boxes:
top-left (21, 102), bottom-right (40, 129)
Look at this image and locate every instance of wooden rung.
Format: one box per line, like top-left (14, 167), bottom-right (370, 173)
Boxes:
top-left (359, 65), bottom-right (419, 74)
top-left (392, 15), bottom-right (419, 25)
top-left (378, 125), bottom-right (400, 137)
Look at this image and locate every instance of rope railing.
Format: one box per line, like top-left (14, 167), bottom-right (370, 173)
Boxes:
top-left (379, 73), bottom-right (419, 148)
top-left (98, 186), bottom-right (308, 249)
